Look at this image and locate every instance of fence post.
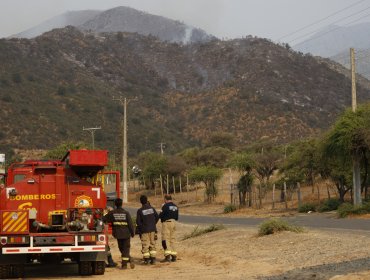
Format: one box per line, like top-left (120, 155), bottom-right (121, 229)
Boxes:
top-left (172, 176), bottom-right (176, 195)
top-left (272, 184), bottom-right (275, 210)
top-left (284, 182), bottom-right (288, 209)
top-left (160, 174), bottom-right (164, 198)
top-left (297, 182), bottom-right (301, 208)
top-left (154, 179), bottom-right (157, 197)
top-left (179, 176), bottom-right (182, 193)
top-left (166, 174), bottom-right (169, 195)
top-left (186, 174), bottom-right (189, 201)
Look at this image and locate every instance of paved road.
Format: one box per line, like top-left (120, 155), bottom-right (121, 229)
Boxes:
top-left (127, 207), bottom-right (370, 232)
top-left (181, 213), bottom-right (370, 232)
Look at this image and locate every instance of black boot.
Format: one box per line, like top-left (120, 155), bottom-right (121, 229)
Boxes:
top-left (106, 255), bottom-right (117, 267)
top-left (160, 255), bottom-right (171, 263)
top-left (143, 258), bottom-right (150, 265)
top-left (171, 255), bottom-right (177, 262)
top-left (150, 257), bottom-right (156, 265)
top-left (121, 261), bottom-right (128, 269)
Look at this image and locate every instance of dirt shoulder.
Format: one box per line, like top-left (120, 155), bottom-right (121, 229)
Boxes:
top-left (107, 223), bottom-right (370, 280)
top-left (25, 222), bottom-right (370, 280)
top-left (112, 193), bottom-right (370, 280)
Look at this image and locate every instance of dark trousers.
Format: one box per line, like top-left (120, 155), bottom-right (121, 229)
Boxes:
top-left (117, 238), bottom-right (131, 262)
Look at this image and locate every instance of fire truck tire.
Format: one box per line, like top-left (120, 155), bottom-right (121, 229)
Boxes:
top-left (0, 265), bottom-right (10, 279)
top-left (11, 264), bottom-right (24, 278)
top-left (92, 261), bottom-right (105, 275)
top-left (78, 261), bottom-right (92, 276)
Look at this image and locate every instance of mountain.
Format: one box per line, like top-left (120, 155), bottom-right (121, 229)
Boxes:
top-left (10, 6), bottom-right (214, 44)
top-left (10, 10), bottom-right (100, 39)
top-left (79, 6), bottom-right (214, 44)
top-left (1, 27), bottom-right (370, 159)
top-left (293, 22), bottom-right (370, 57)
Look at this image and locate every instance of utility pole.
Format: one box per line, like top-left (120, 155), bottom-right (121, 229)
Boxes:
top-left (350, 48), bottom-right (362, 206)
top-left (83, 126), bottom-right (101, 150)
top-left (351, 48), bottom-right (357, 112)
top-left (113, 96), bottom-right (127, 203)
top-left (113, 95), bottom-right (138, 203)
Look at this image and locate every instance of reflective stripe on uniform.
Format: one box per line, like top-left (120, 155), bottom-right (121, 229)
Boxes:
top-left (143, 252), bottom-right (150, 257)
top-left (171, 251), bottom-right (177, 256)
top-left (164, 250), bottom-right (171, 256)
top-left (149, 250), bottom-right (156, 255)
top-left (113, 222), bottom-right (128, 225)
top-left (122, 257), bottom-right (130, 261)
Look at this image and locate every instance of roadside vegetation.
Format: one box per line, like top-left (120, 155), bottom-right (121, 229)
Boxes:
top-left (258, 219), bottom-right (304, 236)
top-left (337, 202), bottom-right (370, 218)
top-left (223, 204), bottom-right (237, 213)
top-left (298, 199), bottom-right (342, 213)
top-left (182, 224), bottom-right (226, 240)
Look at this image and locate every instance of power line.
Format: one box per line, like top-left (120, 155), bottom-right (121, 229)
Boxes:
top-left (278, 0), bottom-right (367, 41)
top-left (289, 9), bottom-right (370, 45)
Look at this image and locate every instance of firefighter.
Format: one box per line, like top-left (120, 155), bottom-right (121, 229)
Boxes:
top-left (136, 195), bottom-right (159, 265)
top-left (159, 194), bottom-right (179, 262)
top-left (103, 198), bottom-right (135, 269)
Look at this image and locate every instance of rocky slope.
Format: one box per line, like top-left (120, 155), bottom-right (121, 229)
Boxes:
top-left (1, 27), bottom-right (370, 158)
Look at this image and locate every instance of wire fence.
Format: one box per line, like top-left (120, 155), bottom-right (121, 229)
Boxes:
top-left (128, 172), bottom-right (342, 210)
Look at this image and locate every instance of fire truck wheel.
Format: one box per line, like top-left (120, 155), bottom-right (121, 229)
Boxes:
top-left (78, 261), bottom-right (92, 276)
top-left (11, 264), bottom-right (24, 278)
top-left (92, 261), bottom-right (105, 275)
top-left (0, 265), bottom-right (10, 279)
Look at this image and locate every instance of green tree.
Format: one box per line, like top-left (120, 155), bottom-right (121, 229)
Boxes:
top-left (229, 153), bottom-right (254, 206)
top-left (179, 146), bottom-right (231, 168)
top-left (205, 132), bottom-right (234, 150)
top-left (322, 104), bottom-right (370, 203)
top-left (138, 152), bottom-right (167, 190)
top-left (237, 174), bottom-right (254, 206)
top-left (178, 147), bottom-right (201, 167)
top-left (167, 155), bottom-right (188, 193)
top-left (316, 148), bottom-right (352, 202)
top-left (281, 139), bottom-right (319, 193)
top-left (198, 147), bottom-right (231, 168)
top-left (44, 141), bottom-right (87, 160)
top-left (167, 155), bottom-right (187, 176)
top-left (189, 166), bottom-right (222, 203)
top-left (253, 148), bottom-right (281, 208)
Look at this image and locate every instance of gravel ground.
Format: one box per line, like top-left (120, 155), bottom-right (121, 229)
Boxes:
top-left (24, 223), bottom-right (370, 279)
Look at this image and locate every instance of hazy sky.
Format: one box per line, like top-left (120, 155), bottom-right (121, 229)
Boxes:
top-left (1, 0), bottom-right (370, 43)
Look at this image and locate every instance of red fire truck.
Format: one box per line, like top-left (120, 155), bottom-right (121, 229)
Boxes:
top-left (0, 150), bottom-right (120, 278)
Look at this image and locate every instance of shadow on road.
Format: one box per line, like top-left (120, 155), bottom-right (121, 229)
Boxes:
top-left (25, 262), bottom-right (79, 278)
top-left (258, 257), bottom-right (370, 280)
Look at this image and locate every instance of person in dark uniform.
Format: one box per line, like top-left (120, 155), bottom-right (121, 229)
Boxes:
top-left (136, 195), bottom-right (159, 265)
top-left (159, 194), bottom-right (179, 262)
top-left (103, 198), bottom-right (135, 269)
